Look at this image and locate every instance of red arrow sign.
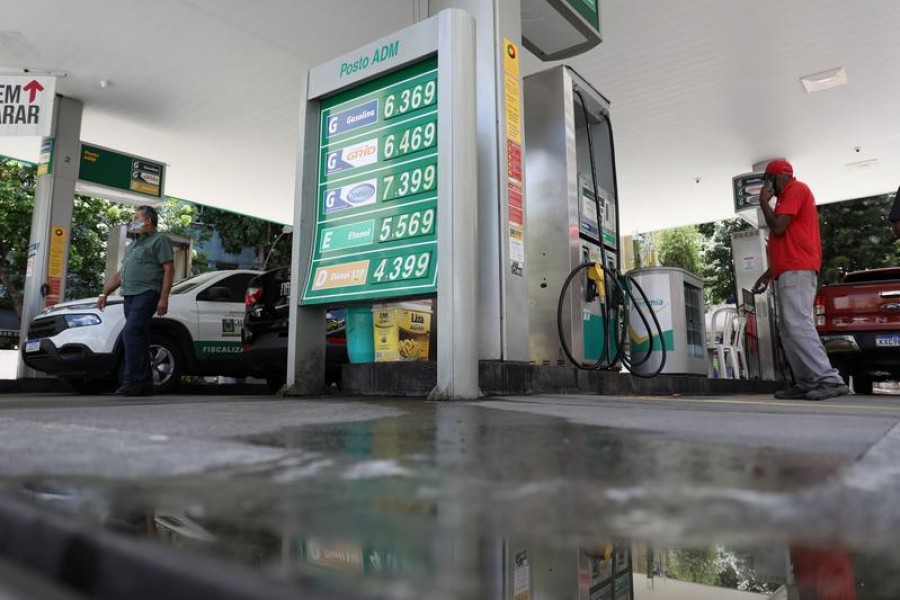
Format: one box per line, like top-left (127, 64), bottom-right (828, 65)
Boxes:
top-left (23, 79), bottom-right (44, 103)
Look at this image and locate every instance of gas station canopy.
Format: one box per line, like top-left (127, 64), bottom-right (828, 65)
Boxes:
top-left (1, 0), bottom-right (898, 233)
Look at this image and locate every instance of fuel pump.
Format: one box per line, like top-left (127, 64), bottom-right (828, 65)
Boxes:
top-left (525, 66), bottom-right (664, 375)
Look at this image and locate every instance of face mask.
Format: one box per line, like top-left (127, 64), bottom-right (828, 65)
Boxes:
top-left (127, 220), bottom-right (145, 234)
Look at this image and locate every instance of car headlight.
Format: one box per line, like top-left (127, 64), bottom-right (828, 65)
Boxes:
top-left (64, 314), bottom-right (102, 328)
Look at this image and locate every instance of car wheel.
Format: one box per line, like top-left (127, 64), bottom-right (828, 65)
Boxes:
top-left (66, 378), bottom-right (116, 395)
top-left (149, 334), bottom-right (183, 395)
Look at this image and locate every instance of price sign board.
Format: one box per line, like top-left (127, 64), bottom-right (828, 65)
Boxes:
top-left (302, 58), bottom-right (439, 304)
top-left (291, 9), bottom-right (477, 398)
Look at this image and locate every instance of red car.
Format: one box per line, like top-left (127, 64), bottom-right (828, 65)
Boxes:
top-left (815, 267), bottom-right (900, 394)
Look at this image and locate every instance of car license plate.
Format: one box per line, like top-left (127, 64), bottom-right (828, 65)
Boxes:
top-left (24, 339), bottom-right (41, 353)
top-left (875, 335), bottom-right (900, 348)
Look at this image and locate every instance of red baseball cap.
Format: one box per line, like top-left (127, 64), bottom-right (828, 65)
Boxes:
top-left (764, 159), bottom-right (793, 177)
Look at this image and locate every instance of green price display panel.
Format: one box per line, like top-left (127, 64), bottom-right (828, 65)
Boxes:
top-left (302, 57), bottom-right (439, 305)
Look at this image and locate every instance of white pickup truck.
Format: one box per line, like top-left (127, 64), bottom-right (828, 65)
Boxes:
top-left (22, 269), bottom-right (261, 394)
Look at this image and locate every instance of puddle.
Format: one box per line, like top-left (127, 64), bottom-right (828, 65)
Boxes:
top-left (2, 401), bottom-right (894, 598)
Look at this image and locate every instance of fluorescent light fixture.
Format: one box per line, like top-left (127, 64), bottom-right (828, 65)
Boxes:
top-left (845, 158), bottom-right (879, 171)
top-left (800, 67), bottom-right (848, 93)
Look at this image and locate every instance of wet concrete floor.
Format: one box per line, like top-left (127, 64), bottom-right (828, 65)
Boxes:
top-left (1, 391), bottom-right (900, 598)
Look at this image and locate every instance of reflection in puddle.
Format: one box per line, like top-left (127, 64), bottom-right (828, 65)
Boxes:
top-left (2, 402), bottom-right (894, 598)
top-left (12, 481), bottom-right (885, 597)
top-left (12, 480), bottom-right (883, 600)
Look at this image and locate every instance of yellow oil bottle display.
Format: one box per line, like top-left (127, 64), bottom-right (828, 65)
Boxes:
top-left (373, 301), bottom-right (432, 361)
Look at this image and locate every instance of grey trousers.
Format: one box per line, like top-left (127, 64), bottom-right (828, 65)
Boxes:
top-left (775, 270), bottom-right (844, 389)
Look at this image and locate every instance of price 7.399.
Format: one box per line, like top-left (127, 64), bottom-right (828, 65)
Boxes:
top-left (378, 208), bottom-right (435, 242)
top-left (382, 164), bottom-right (436, 201)
top-left (372, 252), bottom-right (431, 283)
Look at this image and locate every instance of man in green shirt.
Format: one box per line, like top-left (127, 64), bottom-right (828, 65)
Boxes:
top-left (97, 206), bottom-right (174, 395)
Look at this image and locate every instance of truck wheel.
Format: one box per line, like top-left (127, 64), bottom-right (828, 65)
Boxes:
top-left (149, 334), bottom-right (183, 395)
top-left (851, 373), bottom-right (873, 395)
top-left (66, 378), bottom-right (116, 395)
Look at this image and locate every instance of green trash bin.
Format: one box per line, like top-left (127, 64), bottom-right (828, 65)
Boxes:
top-left (346, 305), bottom-right (374, 363)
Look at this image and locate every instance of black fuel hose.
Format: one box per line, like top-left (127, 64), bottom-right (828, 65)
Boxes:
top-left (556, 260), bottom-right (667, 377)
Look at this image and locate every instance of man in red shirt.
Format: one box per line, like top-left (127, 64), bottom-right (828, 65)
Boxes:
top-left (752, 160), bottom-right (849, 400)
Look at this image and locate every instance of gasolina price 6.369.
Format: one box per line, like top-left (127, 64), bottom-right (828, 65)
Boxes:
top-left (383, 79), bottom-right (436, 120)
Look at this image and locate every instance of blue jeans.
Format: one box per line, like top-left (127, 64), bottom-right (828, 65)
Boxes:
top-left (122, 290), bottom-right (159, 387)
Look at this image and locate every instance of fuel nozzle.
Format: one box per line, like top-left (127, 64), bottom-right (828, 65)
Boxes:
top-left (585, 261), bottom-right (605, 302)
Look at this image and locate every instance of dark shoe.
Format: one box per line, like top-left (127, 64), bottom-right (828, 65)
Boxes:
top-left (805, 383), bottom-right (851, 401)
top-left (774, 385), bottom-right (809, 399)
top-left (114, 384), bottom-right (152, 397)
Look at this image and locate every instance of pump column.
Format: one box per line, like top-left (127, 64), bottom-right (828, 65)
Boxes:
top-left (428, 0), bottom-right (531, 363)
top-left (18, 97), bottom-right (82, 377)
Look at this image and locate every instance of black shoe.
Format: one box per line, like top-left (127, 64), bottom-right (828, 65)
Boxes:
top-left (115, 384), bottom-right (152, 397)
top-left (805, 383), bottom-right (850, 401)
top-left (774, 385), bottom-right (809, 399)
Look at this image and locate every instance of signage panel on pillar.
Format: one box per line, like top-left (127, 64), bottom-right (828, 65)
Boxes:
top-left (0, 76), bottom-right (56, 136)
top-left (301, 58), bottom-right (439, 305)
top-left (76, 144), bottom-right (167, 206)
top-left (520, 0), bottom-right (602, 61)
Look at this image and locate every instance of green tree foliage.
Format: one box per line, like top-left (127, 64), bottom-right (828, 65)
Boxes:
top-left (67, 198), bottom-right (217, 298)
top-left (0, 160), bottom-right (39, 316)
top-left (0, 161), bottom-right (289, 317)
top-left (157, 199), bottom-right (213, 275)
top-left (667, 548), bottom-right (719, 586)
top-left (818, 193), bottom-right (899, 284)
top-left (196, 205), bottom-right (290, 269)
top-left (697, 218), bottom-right (752, 305)
top-left (693, 195), bottom-right (898, 307)
top-left (0, 161), bottom-right (130, 308)
top-left (657, 225), bottom-right (702, 276)
top-left (159, 198), bottom-right (205, 239)
top-left (0, 161), bottom-right (248, 314)
top-left (66, 197), bottom-right (125, 300)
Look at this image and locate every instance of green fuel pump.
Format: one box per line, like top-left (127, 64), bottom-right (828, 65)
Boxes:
top-left (525, 66), bottom-right (665, 376)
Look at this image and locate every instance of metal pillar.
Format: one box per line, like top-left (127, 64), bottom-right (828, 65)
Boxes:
top-left (430, 9), bottom-right (479, 399)
top-left (18, 97), bottom-right (82, 377)
top-left (429, 0), bottom-right (531, 362)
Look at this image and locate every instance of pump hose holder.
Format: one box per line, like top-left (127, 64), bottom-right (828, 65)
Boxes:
top-left (556, 261), bottom-right (667, 378)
